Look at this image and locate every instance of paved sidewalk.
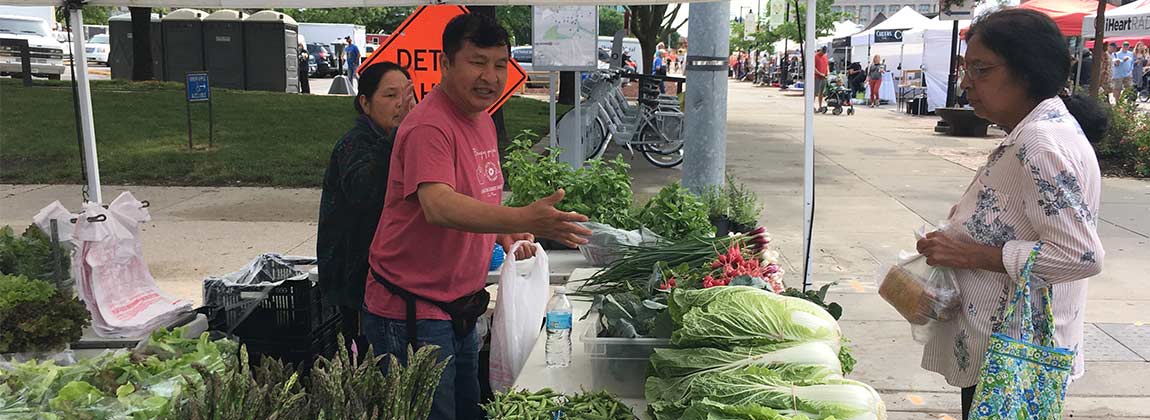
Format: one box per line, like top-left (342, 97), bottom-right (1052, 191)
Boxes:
top-left (2, 81), bottom-right (1147, 418)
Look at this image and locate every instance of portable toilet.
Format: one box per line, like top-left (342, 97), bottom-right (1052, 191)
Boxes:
top-left (203, 9), bottom-right (245, 89)
top-left (108, 13), bottom-right (164, 80)
top-left (161, 9), bottom-right (207, 82)
top-left (243, 10), bottom-right (299, 93)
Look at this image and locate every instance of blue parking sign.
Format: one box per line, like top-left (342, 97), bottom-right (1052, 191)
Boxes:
top-left (186, 72), bottom-right (210, 102)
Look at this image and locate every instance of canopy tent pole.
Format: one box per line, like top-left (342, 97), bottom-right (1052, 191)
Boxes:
top-left (69, 7), bottom-right (103, 204)
top-left (801, 0), bottom-right (816, 291)
top-left (1073, 38), bottom-right (1084, 92)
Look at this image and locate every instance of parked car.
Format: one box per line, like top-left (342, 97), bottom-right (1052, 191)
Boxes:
top-left (511, 45), bottom-right (533, 79)
top-left (0, 15), bottom-right (65, 80)
top-left (84, 33), bottom-right (109, 65)
top-left (306, 42), bottom-right (336, 77)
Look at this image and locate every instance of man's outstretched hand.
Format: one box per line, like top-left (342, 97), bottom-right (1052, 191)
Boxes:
top-left (521, 189), bottom-right (592, 248)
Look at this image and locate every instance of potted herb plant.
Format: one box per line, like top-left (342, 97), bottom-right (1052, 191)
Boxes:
top-left (701, 186), bottom-right (734, 236)
top-left (726, 176), bottom-right (765, 234)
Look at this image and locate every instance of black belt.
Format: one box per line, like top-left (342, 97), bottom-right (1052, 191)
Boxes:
top-left (371, 270), bottom-right (490, 345)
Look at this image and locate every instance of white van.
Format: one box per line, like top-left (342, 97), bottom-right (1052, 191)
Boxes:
top-left (597, 35), bottom-right (643, 74)
top-left (0, 14), bottom-right (65, 80)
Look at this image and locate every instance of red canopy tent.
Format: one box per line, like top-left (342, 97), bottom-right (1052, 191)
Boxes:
top-left (1019, 0), bottom-right (1114, 37)
top-left (959, 0), bottom-right (1112, 38)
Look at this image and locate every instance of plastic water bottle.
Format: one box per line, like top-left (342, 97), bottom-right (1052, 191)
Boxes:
top-left (545, 286), bottom-right (573, 368)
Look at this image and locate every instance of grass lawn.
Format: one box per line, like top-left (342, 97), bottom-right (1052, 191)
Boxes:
top-left (0, 79), bottom-right (560, 187)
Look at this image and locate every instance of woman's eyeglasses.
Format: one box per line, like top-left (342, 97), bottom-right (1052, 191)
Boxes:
top-left (965, 63), bottom-right (1002, 81)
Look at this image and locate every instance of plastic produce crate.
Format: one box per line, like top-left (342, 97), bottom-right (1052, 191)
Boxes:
top-left (580, 316), bottom-right (671, 398)
top-left (203, 258), bottom-right (338, 341)
top-left (243, 316), bottom-right (342, 374)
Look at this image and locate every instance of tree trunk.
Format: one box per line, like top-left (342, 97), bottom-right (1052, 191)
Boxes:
top-left (629, 5), bottom-right (669, 76)
top-left (1089, 0), bottom-right (1107, 99)
top-left (129, 7), bottom-right (153, 81)
top-left (470, 6), bottom-right (509, 149)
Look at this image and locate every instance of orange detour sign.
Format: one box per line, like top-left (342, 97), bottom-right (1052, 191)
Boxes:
top-left (358, 5), bottom-right (527, 115)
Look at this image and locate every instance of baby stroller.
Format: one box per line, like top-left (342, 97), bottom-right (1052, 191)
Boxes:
top-left (819, 75), bottom-right (855, 116)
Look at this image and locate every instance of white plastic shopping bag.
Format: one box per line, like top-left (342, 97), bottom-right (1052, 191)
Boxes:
top-left (489, 241), bottom-right (549, 392)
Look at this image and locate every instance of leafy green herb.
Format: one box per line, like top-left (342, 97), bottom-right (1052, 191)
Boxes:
top-left (725, 175), bottom-right (765, 228)
top-left (504, 130), bottom-right (637, 229)
top-left (636, 183), bottom-right (712, 239)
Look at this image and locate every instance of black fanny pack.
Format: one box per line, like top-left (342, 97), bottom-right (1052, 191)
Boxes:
top-left (371, 270), bottom-right (490, 344)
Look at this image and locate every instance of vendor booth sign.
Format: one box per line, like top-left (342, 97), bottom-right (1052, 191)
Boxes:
top-left (874, 29), bottom-right (908, 43)
top-left (1083, 14), bottom-right (1150, 38)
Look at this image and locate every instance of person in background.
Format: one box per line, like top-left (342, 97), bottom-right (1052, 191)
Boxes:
top-left (847, 61), bottom-right (865, 99)
top-left (1100, 43), bottom-right (1116, 103)
top-left (866, 54), bottom-right (884, 108)
top-left (916, 9), bottom-right (1107, 420)
top-left (346, 36), bottom-right (363, 90)
top-left (362, 14), bottom-right (592, 419)
top-left (654, 50), bottom-right (669, 93)
top-left (1135, 42), bottom-right (1148, 91)
top-left (298, 42), bottom-right (311, 94)
top-left (1112, 42), bottom-right (1133, 103)
top-left (814, 46), bottom-right (829, 111)
top-left (318, 62), bottom-right (414, 354)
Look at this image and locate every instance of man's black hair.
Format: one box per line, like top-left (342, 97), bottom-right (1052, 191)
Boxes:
top-left (965, 8), bottom-right (1108, 143)
top-left (442, 13), bottom-right (510, 62)
top-left (354, 61), bottom-right (410, 114)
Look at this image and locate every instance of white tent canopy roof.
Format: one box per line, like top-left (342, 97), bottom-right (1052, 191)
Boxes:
top-left (1082, 0), bottom-right (1150, 38)
top-left (850, 6), bottom-right (932, 47)
top-left (819, 20), bottom-right (864, 46)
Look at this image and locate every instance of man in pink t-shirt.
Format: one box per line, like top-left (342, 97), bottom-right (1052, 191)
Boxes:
top-left (815, 46), bottom-right (830, 111)
top-left (360, 14), bottom-right (592, 420)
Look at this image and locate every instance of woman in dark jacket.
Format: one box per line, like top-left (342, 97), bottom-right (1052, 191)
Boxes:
top-left (317, 62), bottom-right (413, 349)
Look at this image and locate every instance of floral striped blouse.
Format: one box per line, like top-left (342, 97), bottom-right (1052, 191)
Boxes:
top-left (922, 97), bottom-right (1105, 388)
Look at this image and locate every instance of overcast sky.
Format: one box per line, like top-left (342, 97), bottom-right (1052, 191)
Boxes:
top-left (672, 0), bottom-right (766, 37)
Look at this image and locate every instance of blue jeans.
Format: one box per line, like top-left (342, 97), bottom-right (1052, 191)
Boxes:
top-left (362, 311), bottom-right (482, 420)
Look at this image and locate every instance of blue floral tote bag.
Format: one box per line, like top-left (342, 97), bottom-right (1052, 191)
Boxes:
top-left (969, 242), bottom-right (1075, 420)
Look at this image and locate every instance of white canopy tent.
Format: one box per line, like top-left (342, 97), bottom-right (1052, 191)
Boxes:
top-left (817, 20), bottom-right (864, 49)
top-left (11, 0), bottom-right (826, 287)
top-left (1082, 0), bottom-right (1150, 39)
top-left (849, 7), bottom-right (931, 78)
top-left (902, 17), bottom-right (970, 112)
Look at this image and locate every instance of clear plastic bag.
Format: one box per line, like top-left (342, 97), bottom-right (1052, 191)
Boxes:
top-left (878, 225), bottom-right (961, 343)
top-left (577, 222), bottom-right (661, 266)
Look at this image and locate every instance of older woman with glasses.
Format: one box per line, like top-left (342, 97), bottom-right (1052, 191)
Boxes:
top-left (914, 9), bottom-right (1108, 419)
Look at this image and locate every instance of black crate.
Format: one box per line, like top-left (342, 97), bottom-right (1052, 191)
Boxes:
top-left (243, 317), bottom-right (342, 375)
top-left (204, 264), bottom-right (338, 341)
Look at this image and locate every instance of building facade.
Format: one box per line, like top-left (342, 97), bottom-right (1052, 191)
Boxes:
top-left (831, 1), bottom-right (940, 25)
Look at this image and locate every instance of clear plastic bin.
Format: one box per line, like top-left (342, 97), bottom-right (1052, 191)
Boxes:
top-left (579, 315), bottom-right (670, 398)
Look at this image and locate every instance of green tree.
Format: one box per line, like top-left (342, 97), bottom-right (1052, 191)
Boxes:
top-left (731, 18), bottom-right (780, 53)
top-left (770, 0), bottom-right (841, 44)
top-left (497, 6), bottom-right (532, 46)
top-left (56, 6), bottom-right (117, 26)
top-left (627, 5), bottom-right (687, 74)
top-left (666, 31), bottom-right (681, 49)
top-left (599, 6), bottom-right (626, 37)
